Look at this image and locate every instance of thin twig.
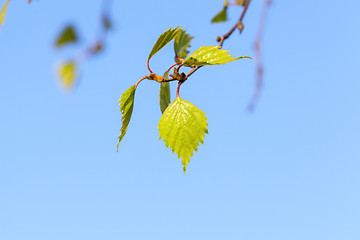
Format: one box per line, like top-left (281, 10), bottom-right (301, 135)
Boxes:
top-left (166, 62), bottom-right (181, 74)
top-left (75, 0), bottom-right (113, 64)
top-left (217, 0), bottom-right (250, 48)
top-left (184, 0), bottom-right (251, 81)
top-left (247, 0), bottom-right (271, 111)
top-left (185, 66), bottom-right (201, 79)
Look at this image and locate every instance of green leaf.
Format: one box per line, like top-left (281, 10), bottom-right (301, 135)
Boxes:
top-left (58, 61), bottom-right (77, 89)
top-left (211, 7), bottom-right (228, 23)
top-left (117, 85), bottom-right (136, 150)
top-left (183, 46), bottom-right (251, 66)
top-left (55, 25), bottom-right (78, 48)
top-left (159, 71), bottom-right (170, 114)
top-left (174, 29), bottom-right (194, 60)
top-left (0, 0), bottom-right (10, 31)
top-left (158, 97), bottom-right (208, 173)
top-left (160, 82), bottom-right (170, 114)
top-left (149, 27), bottom-right (181, 60)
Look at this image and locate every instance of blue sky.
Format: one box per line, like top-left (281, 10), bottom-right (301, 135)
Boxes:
top-left (1, 0), bottom-right (360, 239)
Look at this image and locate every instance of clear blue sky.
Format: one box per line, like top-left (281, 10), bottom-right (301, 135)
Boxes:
top-left (1, 0), bottom-right (360, 239)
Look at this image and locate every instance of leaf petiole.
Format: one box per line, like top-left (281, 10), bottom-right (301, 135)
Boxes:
top-left (176, 63), bottom-right (184, 73)
top-left (166, 62), bottom-right (182, 74)
top-left (146, 58), bottom-right (153, 74)
top-left (176, 81), bottom-right (183, 98)
top-left (135, 76), bottom-right (146, 87)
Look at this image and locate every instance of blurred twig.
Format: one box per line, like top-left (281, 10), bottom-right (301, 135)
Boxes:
top-left (247, 0), bottom-right (271, 111)
top-left (56, 0), bottom-right (114, 89)
top-left (185, 0), bottom-right (251, 80)
top-left (77, 0), bottom-right (113, 62)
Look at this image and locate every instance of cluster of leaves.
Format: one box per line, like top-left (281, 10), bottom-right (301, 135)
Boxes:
top-left (212, 0), bottom-right (245, 23)
top-left (1, 0), bottom-right (253, 173)
top-left (117, 27), bottom-right (250, 173)
top-left (55, 15), bottom-right (112, 90)
top-left (0, 0), bottom-right (269, 176)
top-left (1, 0), bottom-right (112, 90)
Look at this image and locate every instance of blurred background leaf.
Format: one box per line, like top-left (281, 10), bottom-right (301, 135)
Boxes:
top-left (58, 61), bottom-right (77, 89)
top-left (0, 0), bottom-right (10, 31)
top-left (211, 7), bottom-right (228, 23)
top-left (55, 25), bottom-right (78, 48)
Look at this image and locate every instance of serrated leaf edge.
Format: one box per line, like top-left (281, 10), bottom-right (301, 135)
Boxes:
top-left (183, 46), bottom-right (251, 66)
top-left (117, 85), bottom-right (137, 150)
top-left (174, 29), bottom-right (194, 60)
top-left (148, 27), bottom-right (182, 60)
top-left (158, 97), bottom-right (208, 173)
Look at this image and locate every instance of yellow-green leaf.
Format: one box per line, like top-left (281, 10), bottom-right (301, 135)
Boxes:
top-left (117, 85), bottom-right (136, 150)
top-left (174, 29), bottom-right (194, 60)
top-left (149, 27), bottom-right (182, 60)
top-left (211, 6), bottom-right (227, 23)
top-left (211, 0), bottom-right (228, 23)
top-left (159, 71), bottom-right (170, 114)
top-left (55, 25), bottom-right (78, 48)
top-left (158, 97), bottom-right (208, 173)
top-left (58, 61), bottom-right (77, 89)
top-left (183, 46), bottom-right (251, 66)
top-left (0, 0), bottom-right (10, 31)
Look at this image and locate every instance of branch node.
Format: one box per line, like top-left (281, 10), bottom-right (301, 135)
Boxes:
top-left (237, 22), bottom-right (244, 33)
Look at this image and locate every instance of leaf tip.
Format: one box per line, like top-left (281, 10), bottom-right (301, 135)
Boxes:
top-left (237, 56), bottom-right (252, 60)
top-left (211, 7), bottom-right (228, 23)
top-left (54, 25), bottom-right (78, 48)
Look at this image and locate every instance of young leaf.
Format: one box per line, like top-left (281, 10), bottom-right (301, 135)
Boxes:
top-left (55, 25), bottom-right (78, 48)
top-left (158, 97), bottom-right (208, 173)
top-left (183, 46), bottom-right (251, 66)
top-left (211, 7), bottom-right (228, 23)
top-left (0, 0), bottom-right (10, 31)
top-left (58, 61), bottom-right (77, 89)
top-left (160, 83), bottom-right (170, 114)
top-left (211, 0), bottom-right (228, 23)
top-left (174, 29), bottom-right (194, 60)
top-left (159, 71), bottom-right (170, 114)
top-left (148, 27), bottom-right (181, 60)
top-left (117, 85), bottom-right (136, 150)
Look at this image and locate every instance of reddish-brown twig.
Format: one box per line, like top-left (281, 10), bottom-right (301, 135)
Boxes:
top-left (185, 0), bottom-right (251, 81)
